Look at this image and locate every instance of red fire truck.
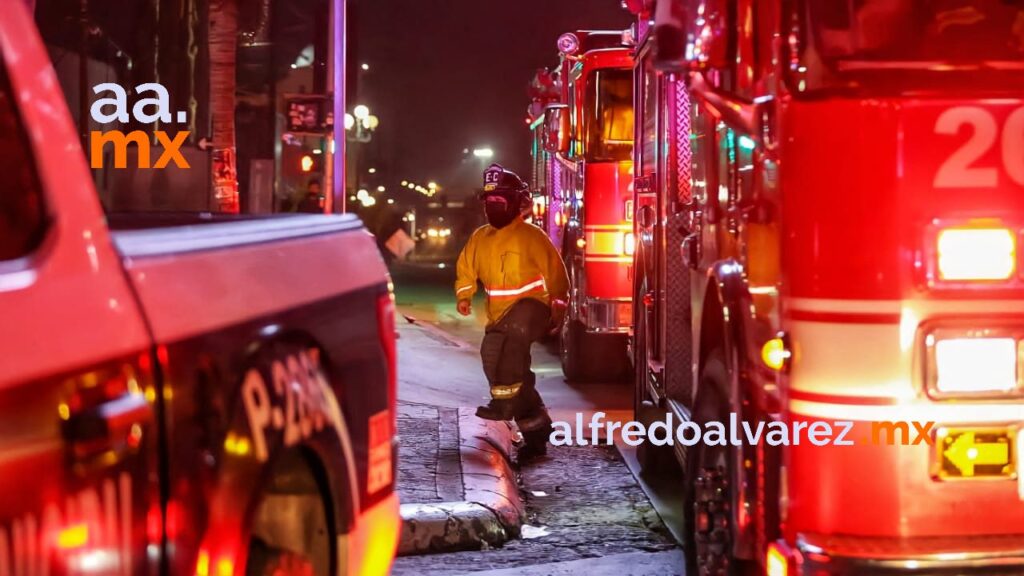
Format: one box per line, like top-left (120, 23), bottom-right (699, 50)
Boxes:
top-left (0, 4), bottom-right (399, 575)
top-left (628, 0), bottom-right (1024, 574)
top-left (528, 31), bottom-right (636, 382)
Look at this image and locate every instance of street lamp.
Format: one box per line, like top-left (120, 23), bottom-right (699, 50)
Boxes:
top-left (347, 107), bottom-right (378, 144)
top-left (473, 147), bottom-right (495, 159)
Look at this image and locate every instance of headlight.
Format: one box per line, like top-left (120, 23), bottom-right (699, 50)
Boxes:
top-left (926, 326), bottom-right (1023, 397)
top-left (937, 227), bottom-right (1016, 281)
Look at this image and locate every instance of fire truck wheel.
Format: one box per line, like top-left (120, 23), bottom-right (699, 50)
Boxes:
top-left (684, 352), bottom-right (755, 576)
top-left (247, 450), bottom-right (340, 576)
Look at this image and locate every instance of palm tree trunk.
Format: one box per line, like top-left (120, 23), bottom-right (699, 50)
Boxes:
top-left (209, 0), bottom-right (239, 212)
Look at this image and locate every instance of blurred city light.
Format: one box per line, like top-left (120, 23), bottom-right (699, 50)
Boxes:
top-left (368, 167), bottom-right (377, 174)
top-left (344, 114), bottom-right (355, 130)
top-left (361, 63), bottom-right (370, 71)
top-left (473, 148), bottom-right (494, 158)
top-left (354, 105), bottom-right (370, 119)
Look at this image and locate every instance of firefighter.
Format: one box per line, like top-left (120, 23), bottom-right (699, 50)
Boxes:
top-left (455, 164), bottom-right (569, 460)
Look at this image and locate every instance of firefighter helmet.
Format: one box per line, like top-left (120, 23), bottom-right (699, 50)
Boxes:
top-left (482, 164), bottom-right (529, 196)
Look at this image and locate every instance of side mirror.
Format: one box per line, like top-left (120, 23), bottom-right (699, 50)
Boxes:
top-left (543, 104), bottom-right (570, 155)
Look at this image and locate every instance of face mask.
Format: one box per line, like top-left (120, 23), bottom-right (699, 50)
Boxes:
top-left (484, 196), bottom-right (519, 229)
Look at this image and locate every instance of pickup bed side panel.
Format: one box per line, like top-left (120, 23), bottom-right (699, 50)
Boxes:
top-left (115, 218), bottom-right (393, 575)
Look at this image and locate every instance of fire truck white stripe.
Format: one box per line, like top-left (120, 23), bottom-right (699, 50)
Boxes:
top-left (786, 297), bottom-right (1024, 316)
top-left (785, 298), bottom-right (902, 314)
top-left (790, 399), bottom-right (1024, 424)
top-left (1018, 431), bottom-right (1024, 501)
top-left (789, 321), bottom-right (914, 399)
top-left (485, 278), bottom-right (546, 297)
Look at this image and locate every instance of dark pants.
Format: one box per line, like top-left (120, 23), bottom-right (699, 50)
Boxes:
top-left (480, 299), bottom-right (553, 441)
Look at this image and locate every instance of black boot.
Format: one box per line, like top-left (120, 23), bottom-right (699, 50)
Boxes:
top-left (475, 398), bottom-right (517, 421)
top-left (517, 428), bottom-right (551, 463)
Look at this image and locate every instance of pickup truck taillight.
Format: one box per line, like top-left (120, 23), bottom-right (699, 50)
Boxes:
top-left (367, 291), bottom-right (398, 496)
top-left (376, 291), bottom-right (397, 413)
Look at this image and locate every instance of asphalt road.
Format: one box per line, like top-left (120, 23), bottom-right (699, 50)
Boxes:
top-left (389, 261), bottom-right (684, 576)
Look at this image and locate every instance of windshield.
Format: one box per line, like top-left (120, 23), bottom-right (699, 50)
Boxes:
top-left (809, 0), bottom-right (1024, 67)
top-left (585, 68), bottom-right (634, 163)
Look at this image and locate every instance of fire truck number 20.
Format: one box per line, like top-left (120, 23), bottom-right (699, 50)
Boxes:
top-left (935, 106), bottom-right (1024, 188)
top-left (241, 349), bottom-right (346, 462)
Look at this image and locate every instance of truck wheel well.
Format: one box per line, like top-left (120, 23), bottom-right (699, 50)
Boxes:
top-left (248, 448), bottom-right (339, 576)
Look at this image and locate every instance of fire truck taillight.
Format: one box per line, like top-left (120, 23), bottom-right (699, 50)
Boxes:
top-left (937, 227), bottom-right (1016, 281)
top-left (927, 330), bottom-right (1021, 396)
top-left (622, 232), bottom-right (636, 256)
top-left (766, 540), bottom-right (799, 576)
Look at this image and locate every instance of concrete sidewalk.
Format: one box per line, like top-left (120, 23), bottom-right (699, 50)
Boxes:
top-left (395, 320), bottom-right (526, 555)
top-left (396, 403), bottom-right (526, 555)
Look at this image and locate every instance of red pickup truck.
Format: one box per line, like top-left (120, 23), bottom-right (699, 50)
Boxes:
top-left (0, 5), bottom-right (398, 576)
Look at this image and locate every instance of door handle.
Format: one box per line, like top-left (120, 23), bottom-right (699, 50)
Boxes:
top-left (63, 393), bottom-right (152, 462)
top-left (681, 233), bottom-right (700, 270)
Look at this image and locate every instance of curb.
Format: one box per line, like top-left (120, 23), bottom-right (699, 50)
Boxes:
top-left (397, 409), bottom-right (524, 556)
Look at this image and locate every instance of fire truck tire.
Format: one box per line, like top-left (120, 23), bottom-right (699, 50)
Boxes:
top-left (684, 352), bottom-right (755, 576)
top-left (247, 450), bottom-right (341, 576)
top-left (560, 319), bottom-right (629, 383)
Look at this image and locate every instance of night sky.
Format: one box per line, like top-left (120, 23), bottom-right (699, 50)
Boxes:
top-left (354, 0), bottom-right (630, 196)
